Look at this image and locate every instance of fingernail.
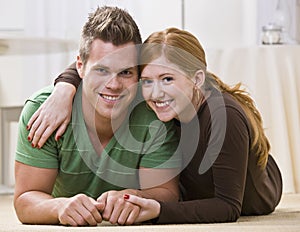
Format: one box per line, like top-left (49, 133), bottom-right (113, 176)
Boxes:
top-left (26, 125), bottom-right (29, 130)
top-left (31, 143), bottom-right (35, 148)
top-left (56, 136), bottom-right (61, 141)
top-left (27, 136), bottom-right (31, 141)
top-left (123, 194), bottom-right (129, 200)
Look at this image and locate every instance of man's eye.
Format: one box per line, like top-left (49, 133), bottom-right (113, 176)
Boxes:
top-left (141, 79), bottom-right (153, 85)
top-left (120, 70), bottom-right (132, 76)
top-left (97, 68), bottom-right (108, 74)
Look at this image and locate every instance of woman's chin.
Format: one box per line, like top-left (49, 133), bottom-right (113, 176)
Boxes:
top-left (156, 112), bottom-right (175, 122)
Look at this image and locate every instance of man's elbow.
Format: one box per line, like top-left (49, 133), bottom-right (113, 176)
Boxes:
top-left (14, 197), bottom-right (29, 224)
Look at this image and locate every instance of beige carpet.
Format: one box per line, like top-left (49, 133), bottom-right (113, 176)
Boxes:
top-left (0, 193), bottom-right (300, 232)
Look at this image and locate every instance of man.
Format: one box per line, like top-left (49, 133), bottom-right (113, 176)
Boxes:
top-left (14, 6), bottom-right (180, 226)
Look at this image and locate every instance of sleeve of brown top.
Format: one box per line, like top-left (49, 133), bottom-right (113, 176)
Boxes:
top-left (54, 62), bottom-right (81, 89)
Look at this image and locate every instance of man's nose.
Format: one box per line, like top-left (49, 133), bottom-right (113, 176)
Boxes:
top-left (105, 74), bottom-right (122, 90)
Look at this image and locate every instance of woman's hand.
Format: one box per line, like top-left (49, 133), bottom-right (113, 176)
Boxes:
top-left (27, 83), bottom-right (76, 148)
top-left (97, 190), bottom-right (141, 225)
top-left (123, 194), bottom-right (161, 223)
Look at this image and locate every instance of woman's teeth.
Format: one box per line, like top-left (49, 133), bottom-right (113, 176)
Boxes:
top-left (155, 100), bottom-right (172, 107)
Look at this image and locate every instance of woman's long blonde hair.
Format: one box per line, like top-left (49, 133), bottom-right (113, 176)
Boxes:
top-left (140, 27), bottom-right (270, 168)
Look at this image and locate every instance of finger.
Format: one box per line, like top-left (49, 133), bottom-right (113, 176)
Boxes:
top-left (107, 198), bottom-right (124, 224)
top-left (61, 208), bottom-right (87, 226)
top-left (117, 203), bottom-right (139, 225)
top-left (124, 206), bottom-right (140, 225)
top-left (37, 126), bottom-right (57, 148)
top-left (80, 200), bottom-right (103, 225)
top-left (55, 122), bottom-right (68, 141)
top-left (70, 209), bottom-right (89, 226)
top-left (31, 122), bottom-right (49, 147)
top-left (26, 109), bottom-right (41, 130)
top-left (116, 206), bottom-right (131, 225)
top-left (97, 192), bottom-right (112, 221)
top-left (123, 194), bottom-right (147, 207)
top-left (95, 202), bottom-right (105, 213)
top-left (97, 192), bottom-right (108, 203)
top-left (27, 116), bottom-right (43, 142)
top-left (102, 200), bottom-right (114, 221)
top-left (59, 215), bottom-right (78, 227)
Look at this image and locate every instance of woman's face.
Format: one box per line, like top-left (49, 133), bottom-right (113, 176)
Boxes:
top-left (141, 56), bottom-right (197, 122)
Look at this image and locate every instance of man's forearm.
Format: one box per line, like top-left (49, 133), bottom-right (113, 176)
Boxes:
top-left (138, 168), bottom-right (180, 202)
top-left (138, 186), bottom-right (179, 202)
top-left (14, 191), bottom-right (64, 225)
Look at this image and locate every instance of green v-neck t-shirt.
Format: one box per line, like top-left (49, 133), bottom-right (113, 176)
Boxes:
top-left (15, 85), bottom-right (181, 199)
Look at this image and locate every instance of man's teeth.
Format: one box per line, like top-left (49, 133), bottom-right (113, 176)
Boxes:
top-left (155, 100), bottom-right (171, 107)
top-left (102, 95), bottom-right (120, 100)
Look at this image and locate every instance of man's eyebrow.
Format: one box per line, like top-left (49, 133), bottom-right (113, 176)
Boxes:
top-left (91, 63), bottom-right (110, 69)
top-left (90, 62), bottom-right (137, 73)
top-left (121, 65), bottom-right (137, 70)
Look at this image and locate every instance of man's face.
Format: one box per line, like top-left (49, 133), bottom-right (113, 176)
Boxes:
top-left (77, 39), bottom-right (138, 121)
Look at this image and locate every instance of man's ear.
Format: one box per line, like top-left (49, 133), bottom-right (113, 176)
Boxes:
top-left (193, 70), bottom-right (205, 88)
top-left (76, 55), bottom-right (84, 79)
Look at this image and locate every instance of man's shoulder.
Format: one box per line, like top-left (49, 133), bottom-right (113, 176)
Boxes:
top-left (27, 85), bottom-right (54, 105)
top-left (20, 85), bottom-right (54, 121)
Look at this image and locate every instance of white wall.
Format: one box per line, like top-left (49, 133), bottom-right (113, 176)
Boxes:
top-left (0, 0), bottom-right (299, 190)
top-left (185, 0), bottom-right (258, 49)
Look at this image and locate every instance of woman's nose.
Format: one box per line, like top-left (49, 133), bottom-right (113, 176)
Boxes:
top-left (151, 82), bottom-right (164, 99)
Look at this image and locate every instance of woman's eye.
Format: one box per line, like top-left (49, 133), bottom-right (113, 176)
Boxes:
top-left (141, 79), bottom-right (153, 85)
top-left (162, 76), bottom-right (174, 83)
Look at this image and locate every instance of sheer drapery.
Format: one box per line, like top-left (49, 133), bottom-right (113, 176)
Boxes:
top-left (207, 46), bottom-right (300, 193)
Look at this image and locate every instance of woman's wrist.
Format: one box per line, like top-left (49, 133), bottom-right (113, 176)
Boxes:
top-left (54, 82), bottom-right (76, 99)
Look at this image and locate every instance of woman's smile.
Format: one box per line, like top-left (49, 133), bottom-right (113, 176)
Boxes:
top-left (153, 99), bottom-right (173, 108)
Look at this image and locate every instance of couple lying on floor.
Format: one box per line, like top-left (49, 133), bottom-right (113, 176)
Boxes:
top-left (14, 6), bottom-right (282, 226)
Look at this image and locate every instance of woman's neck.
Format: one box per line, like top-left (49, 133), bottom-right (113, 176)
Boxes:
top-left (176, 90), bottom-right (210, 123)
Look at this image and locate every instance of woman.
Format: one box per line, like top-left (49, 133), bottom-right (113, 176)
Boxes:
top-left (27, 28), bottom-right (282, 224)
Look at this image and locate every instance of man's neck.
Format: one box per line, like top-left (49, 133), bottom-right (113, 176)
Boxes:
top-left (82, 96), bottom-right (127, 152)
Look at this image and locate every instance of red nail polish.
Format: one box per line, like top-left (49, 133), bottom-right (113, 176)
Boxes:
top-left (57, 136), bottom-right (61, 141)
top-left (26, 125), bottom-right (29, 130)
top-left (123, 194), bottom-right (129, 200)
top-left (31, 143), bottom-right (35, 148)
top-left (27, 136), bottom-right (31, 141)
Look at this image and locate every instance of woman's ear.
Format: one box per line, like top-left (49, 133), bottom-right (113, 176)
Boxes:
top-left (76, 55), bottom-right (84, 79)
top-left (193, 70), bottom-right (205, 88)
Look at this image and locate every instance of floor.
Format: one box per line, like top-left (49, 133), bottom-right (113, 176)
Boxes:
top-left (0, 193), bottom-right (300, 232)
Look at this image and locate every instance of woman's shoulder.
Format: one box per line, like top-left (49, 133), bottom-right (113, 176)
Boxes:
top-left (206, 90), bottom-right (247, 116)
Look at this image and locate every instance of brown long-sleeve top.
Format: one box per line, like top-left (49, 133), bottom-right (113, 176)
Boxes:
top-left (55, 63), bottom-right (282, 224)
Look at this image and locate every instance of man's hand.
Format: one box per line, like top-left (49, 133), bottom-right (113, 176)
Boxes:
top-left (58, 194), bottom-right (104, 226)
top-left (97, 190), bottom-right (141, 225)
